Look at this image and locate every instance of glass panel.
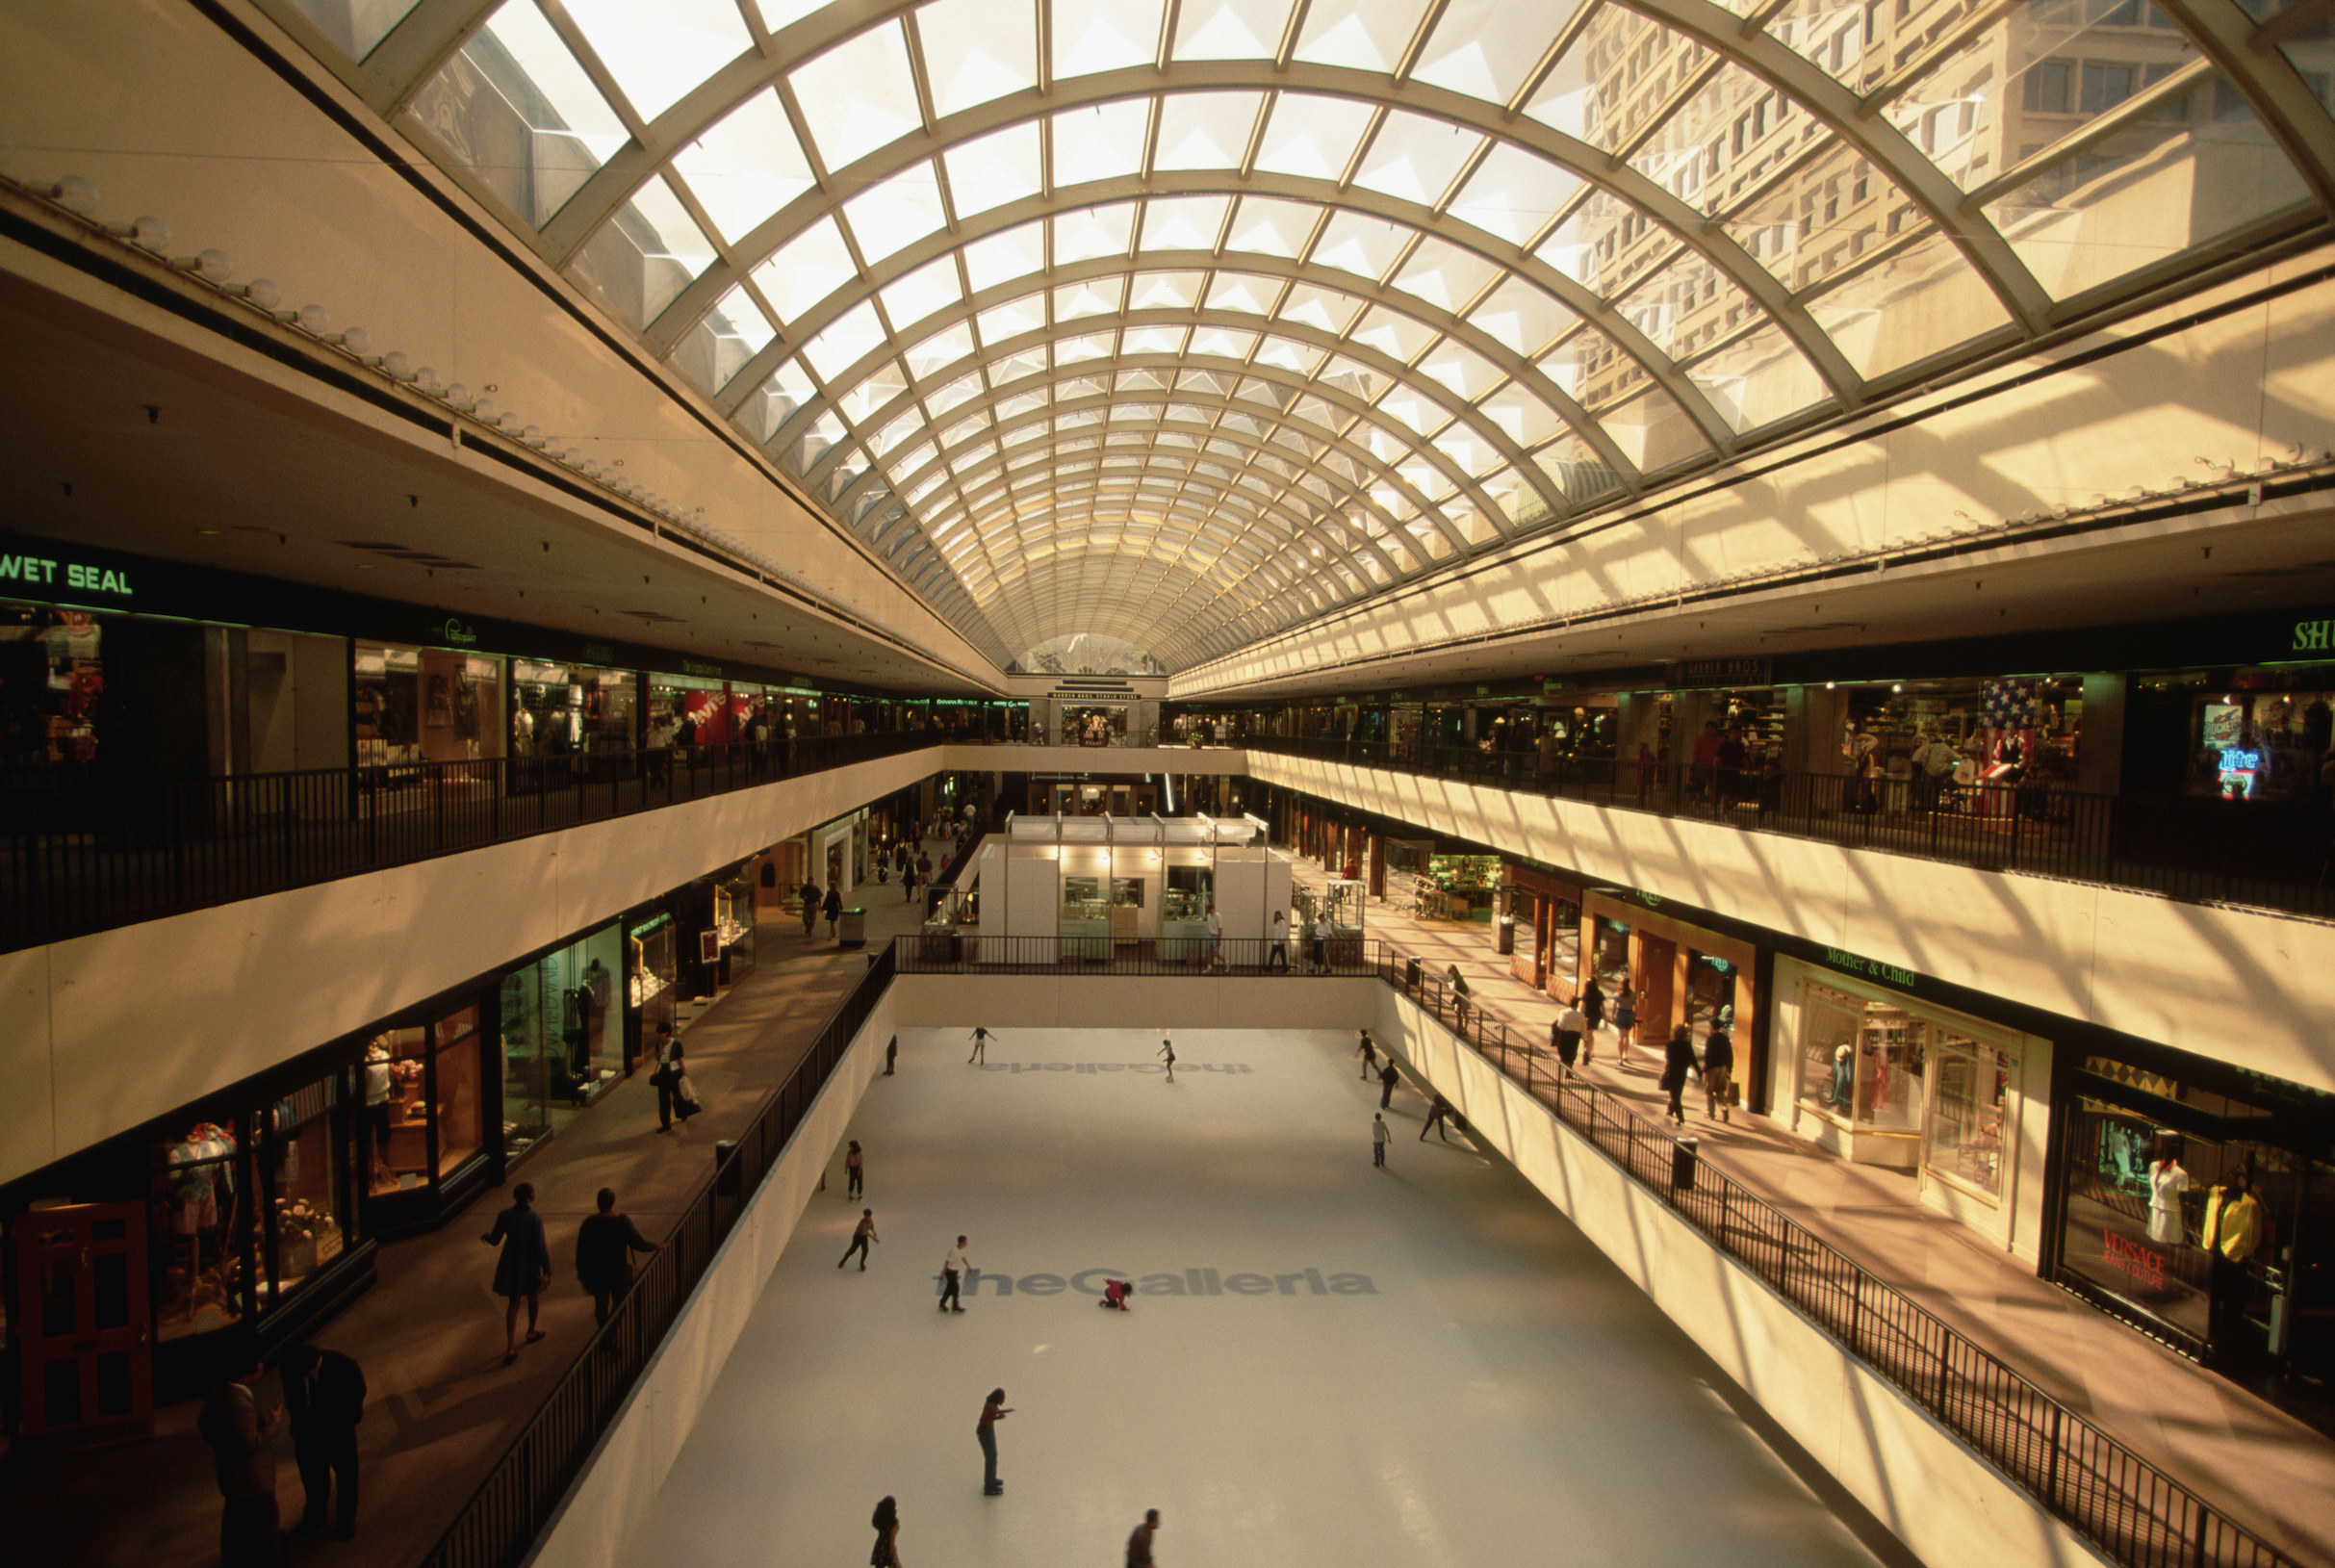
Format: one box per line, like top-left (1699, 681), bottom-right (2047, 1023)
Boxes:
top-left (882, 257), bottom-right (964, 333)
top-left (565, 0), bottom-right (751, 122)
top-left (1225, 194), bottom-right (1322, 257)
top-left (790, 19), bottom-right (922, 171)
top-left (1294, 0), bottom-right (1437, 73)
top-left (1983, 74), bottom-right (2310, 300)
top-left (845, 159), bottom-right (950, 264)
top-left (963, 222), bottom-right (1047, 291)
top-left (1448, 143), bottom-right (1581, 245)
top-left (408, 0), bottom-right (629, 226)
top-left (260, 1076), bottom-right (349, 1301)
top-left (1253, 93), bottom-right (1376, 179)
top-left (1626, 52), bottom-right (1740, 215)
top-left (1805, 228), bottom-right (2012, 377)
top-left (1389, 236), bottom-right (1501, 311)
top-left (919, 0), bottom-right (1041, 117)
top-left (572, 176), bottom-right (716, 328)
top-left (944, 122), bottom-right (1044, 218)
top-left (1311, 211), bottom-right (1412, 279)
top-left (1157, 92), bottom-right (1267, 169)
top-left (1056, 204), bottom-right (1139, 264)
top-left (1416, 341), bottom-right (1501, 398)
top-left (154, 1124), bottom-right (244, 1339)
top-left (1617, 250), bottom-right (1754, 360)
top-left (1174, 0), bottom-right (1296, 59)
top-left (1053, 0), bottom-right (1168, 77)
top-left (1350, 110), bottom-right (1485, 205)
top-left (1925, 1037), bottom-right (2014, 1198)
top-left (1595, 385), bottom-right (1707, 472)
top-left (1723, 142), bottom-right (1902, 290)
top-left (285, 0), bottom-right (423, 62)
top-left (751, 216), bottom-right (858, 322)
top-left (672, 90), bottom-right (816, 245)
top-left (1140, 194), bottom-right (1232, 251)
top-left (1762, 0), bottom-right (1870, 88)
top-left (806, 302), bottom-right (886, 379)
top-left (1684, 321), bottom-right (1830, 432)
top-left (1412, 0), bottom-right (1586, 105)
top-left (1052, 100), bottom-right (1153, 186)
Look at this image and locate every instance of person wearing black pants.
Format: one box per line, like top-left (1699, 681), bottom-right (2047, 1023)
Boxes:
top-left (283, 1345), bottom-right (366, 1541)
top-left (838, 1209), bottom-right (878, 1270)
top-left (845, 1141), bottom-right (864, 1198)
top-left (649, 1023), bottom-right (679, 1131)
top-left (1378, 1059), bottom-right (1399, 1109)
top-left (940, 1236), bottom-right (968, 1312)
top-left (1660, 1025), bottom-right (1700, 1126)
top-left (1357, 1030), bottom-right (1377, 1079)
top-left (1420, 1094), bottom-right (1451, 1141)
top-left (977, 1389), bottom-right (1012, 1495)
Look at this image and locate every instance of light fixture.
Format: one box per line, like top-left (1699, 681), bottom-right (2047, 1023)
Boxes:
top-left (110, 215), bottom-right (170, 251)
top-left (382, 350), bottom-right (413, 380)
top-left (174, 247), bottom-right (233, 281)
top-left (295, 303), bottom-right (331, 335)
top-left (472, 398), bottom-right (499, 424)
top-left (228, 277), bottom-right (280, 310)
top-left (49, 175), bottom-right (100, 215)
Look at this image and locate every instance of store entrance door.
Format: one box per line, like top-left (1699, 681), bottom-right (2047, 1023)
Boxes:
top-left (13, 1202), bottom-right (152, 1451)
top-left (1634, 934), bottom-right (1677, 1044)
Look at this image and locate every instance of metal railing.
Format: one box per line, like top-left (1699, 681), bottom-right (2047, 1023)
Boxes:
top-left (0, 732), bottom-right (937, 952)
top-left (419, 943), bottom-right (895, 1568)
top-left (893, 933), bottom-right (1392, 974)
top-left (1379, 955), bottom-right (2296, 1568)
top-left (1248, 735), bottom-right (2335, 921)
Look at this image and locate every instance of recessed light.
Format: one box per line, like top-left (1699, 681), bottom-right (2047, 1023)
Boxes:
top-left (196, 528), bottom-right (221, 535)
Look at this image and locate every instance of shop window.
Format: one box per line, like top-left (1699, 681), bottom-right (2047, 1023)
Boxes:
top-left (366, 1003), bottom-right (484, 1197)
top-left (352, 643), bottom-right (422, 766)
top-left (151, 1122), bottom-right (245, 1342)
top-left (500, 927), bottom-right (623, 1153)
top-left (716, 870), bottom-right (757, 981)
top-left (1796, 983), bottom-right (1924, 1132)
top-left (629, 914), bottom-right (678, 1044)
top-left (257, 1076), bottom-right (351, 1309)
top-left (419, 652), bottom-right (502, 763)
top-left (1924, 1039), bottom-right (2014, 1197)
top-left (0, 603), bottom-right (102, 764)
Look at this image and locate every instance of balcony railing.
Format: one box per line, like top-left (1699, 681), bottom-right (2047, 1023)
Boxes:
top-left (419, 939), bottom-right (2291, 1568)
top-left (1247, 736), bottom-right (2335, 922)
top-left (0, 733), bottom-right (936, 952)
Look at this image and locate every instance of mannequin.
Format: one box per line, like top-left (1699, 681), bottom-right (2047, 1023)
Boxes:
top-left (2148, 1143), bottom-right (2190, 1247)
top-left (365, 1042), bottom-right (392, 1174)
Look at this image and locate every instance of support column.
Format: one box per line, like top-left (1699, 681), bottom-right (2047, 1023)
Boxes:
top-left (2077, 674), bottom-right (2125, 796)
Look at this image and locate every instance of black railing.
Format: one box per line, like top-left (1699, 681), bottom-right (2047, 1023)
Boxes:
top-left (893, 933), bottom-right (1391, 974)
top-left (419, 943), bottom-right (895, 1568)
top-left (1250, 735), bottom-right (2335, 922)
top-left (1378, 955), bottom-right (2295, 1568)
top-left (0, 733), bottom-right (937, 952)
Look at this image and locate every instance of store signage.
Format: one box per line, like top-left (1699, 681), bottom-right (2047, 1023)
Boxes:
top-left (681, 657), bottom-right (723, 678)
top-left (2292, 616), bottom-right (2335, 653)
top-left (441, 617), bottom-right (479, 647)
top-left (1823, 946), bottom-right (1918, 990)
top-left (2099, 1232), bottom-right (2167, 1291)
top-left (581, 641), bottom-right (616, 663)
top-left (1668, 655), bottom-right (1772, 689)
top-left (0, 550), bottom-right (134, 601)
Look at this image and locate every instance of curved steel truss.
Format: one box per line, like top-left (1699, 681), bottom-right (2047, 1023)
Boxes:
top-left (267, 0), bottom-right (2335, 670)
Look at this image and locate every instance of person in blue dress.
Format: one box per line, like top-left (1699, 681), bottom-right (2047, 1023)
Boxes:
top-left (481, 1181), bottom-right (552, 1366)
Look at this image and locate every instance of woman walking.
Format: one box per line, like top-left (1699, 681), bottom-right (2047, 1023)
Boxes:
top-left (846, 1140), bottom-right (865, 1198)
top-left (823, 884), bottom-right (843, 938)
top-left (1660, 1024), bottom-right (1700, 1126)
top-left (481, 1182), bottom-right (551, 1365)
top-left (870, 1496), bottom-right (904, 1566)
top-left (1613, 982), bottom-right (1637, 1067)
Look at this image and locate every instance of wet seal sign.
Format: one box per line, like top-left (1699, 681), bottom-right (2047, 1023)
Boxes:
top-left (932, 1265), bottom-right (1377, 1298)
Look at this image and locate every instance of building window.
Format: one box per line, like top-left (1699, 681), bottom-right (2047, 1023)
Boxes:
top-left (2079, 61), bottom-right (2135, 114)
top-left (2023, 58), bottom-right (2074, 113)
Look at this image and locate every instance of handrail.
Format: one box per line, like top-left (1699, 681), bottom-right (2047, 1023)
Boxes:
top-left (413, 941), bottom-right (2290, 1568)
top-left (0, 732), bottom-right (937, 952)
top-left (1384, 956), bottom-right (2296, 1568)
top-left (418, 943), bottom-right (897, 1568)
top-left (1244, 734), bottom-right (2335, 923)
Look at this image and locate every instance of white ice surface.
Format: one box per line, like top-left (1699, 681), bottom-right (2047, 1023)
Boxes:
top-left (627, 1028), bottom-right (1895, 1567)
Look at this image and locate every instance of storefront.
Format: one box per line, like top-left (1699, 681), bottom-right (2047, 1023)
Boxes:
top-left (1769, 955), bottom-right (2052, 1261)
top-left (496, 923), bottom-right (624, 1158)
top-left (3, 1053), bottom-right (380, 1435)
top-left (2168, 661), bottom-right (2335, 800)
top-left (354, 642), bottom-right (507, 767)
top-left (0, 601), bottom-right (101, 765)
top-left (1580, 894), bottom-right (1760, 1084)
top-left (510, 659), bottom-right (639, 759)
top-left (627, 910), bottom-right (679, 1058)
top-left (2053, 1047), bottom-right (2335, 1376)
top-left (363, 992), bottom-right (496, 1230)
top-left (1506, 864), bottom-right (1584, 995)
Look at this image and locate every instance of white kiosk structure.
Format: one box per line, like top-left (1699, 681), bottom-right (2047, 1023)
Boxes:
top-left (964, 813), bottom-right (1293, 964)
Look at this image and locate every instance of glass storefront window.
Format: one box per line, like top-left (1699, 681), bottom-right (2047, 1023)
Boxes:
top-left (257, 1076), bottom-right (349, 1309)
top-left (0, 604), bottom-right (101, 764)
top-left (649, 674), bottom-right (727, 749)
top-left (629, 914), bottom-right (678, 1045)
top-left (716, 873), bottom-right (757, 980)
top-left (150, 1122), bottom-right (244, 1342)
top-left (1685, 952), bottom-right (1739, 1034)
top-left (2184, 665), bottom-right (2335, 800)
top-left (1925, 1039), bottom-right (2014, 1198)
top-left (353, 643), bottom-right (422, 766)
top-left (418, 652), bottom-right (503, 763)
top-left (500, 924), bottom-right (624, 1153)
top-left (512, 661), bottom-right (638, 757)
top-left (365, 1003), bottom-right (484, 1196)
top-left (1796, 983), bottom-right (1925, 1132)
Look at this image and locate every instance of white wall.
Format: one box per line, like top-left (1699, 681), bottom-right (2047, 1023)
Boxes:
top-left (1249, 751), bottom-right (2335, 1096)
top-left (524, 988), bottom-right (896, 1568)
top-left (1372, 987), bottom-right (2116, 1568)
top-left (1, 747), bottom-right (949, 1186)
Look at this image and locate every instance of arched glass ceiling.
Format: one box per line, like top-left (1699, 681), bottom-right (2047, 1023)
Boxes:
top-left (276, 0), bottom-right (2335, 670)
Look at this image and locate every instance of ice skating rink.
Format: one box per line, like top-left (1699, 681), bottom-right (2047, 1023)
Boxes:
top-left (627, 1027), bottom-right (1907, 1567)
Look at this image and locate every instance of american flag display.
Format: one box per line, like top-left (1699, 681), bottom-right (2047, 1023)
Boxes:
top-left (1982, 680), bottom-right (2036, 733)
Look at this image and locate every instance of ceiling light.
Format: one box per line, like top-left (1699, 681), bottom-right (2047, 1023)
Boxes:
top-left (227, 277), bottom-right (280, 309)
top-left (49, 175), bottom-right (99, 215)
top-left (295, 303), bottom-right (331, 335)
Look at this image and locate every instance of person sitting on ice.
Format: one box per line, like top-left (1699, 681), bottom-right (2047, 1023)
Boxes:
top-left (1099, 1278), bottom-right (1134, 1311)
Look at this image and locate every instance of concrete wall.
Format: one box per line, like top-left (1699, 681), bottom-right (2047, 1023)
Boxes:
top-left (524, 987), bottom-right (897, 1568)
top-left (0, 748), bottom-right (949, 1187)
top-left (1372, 987), bottom-right (2115, 1568)
top-left (1250, 751), bottom-right (2335, 1095)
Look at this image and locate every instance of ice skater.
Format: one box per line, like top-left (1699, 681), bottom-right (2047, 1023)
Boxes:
top-left (870, 1496), bottom-right (902, 1567)
top-left (1357, 1029), bottom-right (1377, 1079)
top-left (1420, 1093), bottom-right (1451, 1141)
top-left (845, 1141), bottom-right (864, 1198)
top-left (1378, 1058), bottom-right (1399, 1109)
top-left (968, 1026), bottom-right (994, 1064)
top-left (976, 1388), bottom-right (1012, 1495)
top-left (1127, 1508), bottom-right (1162, 1567)
top-left (1373, 1112), bottom-right (1390, 1167)
top-left (838, 1208), bottom-right (878, 1271)
top-left (939, 1235), bottom-right (969, 1312)
top-left (1159, 1036), bottom-right (1176, 1082)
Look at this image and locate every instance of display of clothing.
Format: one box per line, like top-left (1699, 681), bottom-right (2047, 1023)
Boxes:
top-left (1830, 1044), bottom-right (1854, 1109)
top-left (2148, 1161), bottom-right (2190, 1246)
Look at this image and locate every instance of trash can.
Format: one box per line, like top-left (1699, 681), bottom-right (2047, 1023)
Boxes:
top-left (1496, 915), bottom-right (1515, 956)
top-left (1670, 1136), bottom-right (1699, 1191)
top-left (1404, 954), bottom-right (1423, 990)
top-left (714, 1139), bottom-right (742, 1197)
top-left (838, 907), bottom-right (866, 948)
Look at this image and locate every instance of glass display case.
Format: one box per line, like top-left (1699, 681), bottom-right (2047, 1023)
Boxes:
top-left (366, 1002), bottom-right (485, 1200)
top-left (715, 872), bottom-right (757, 983)
top-left (629, 913), bottom-right (677, 1048)
top-left (151, 1122), bottom-right (244, 1343)
top-left (256, 1075), bottom-right (350, 1312)
top-left (1320, 876), bottom-right (1366, 964)
top-left (1161, 863), bottom-right (1211, 961)
top-left (1060, 873), bottom-right (1110, 959)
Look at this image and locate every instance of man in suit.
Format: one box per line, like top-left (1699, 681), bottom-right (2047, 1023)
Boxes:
top-left (282, 1344), bottom-right (367, 1540)
top-left (197, 1363), bottom-right (282, 1568)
